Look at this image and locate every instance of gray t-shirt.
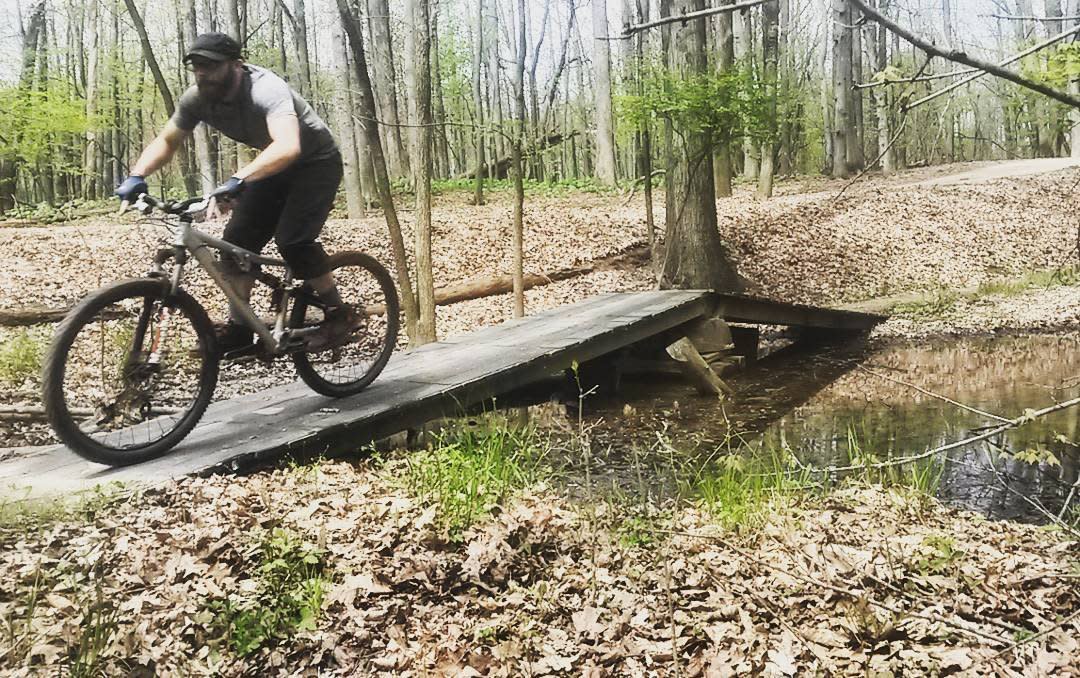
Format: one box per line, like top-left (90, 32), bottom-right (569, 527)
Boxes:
top-left (172, 64), bottom-right (338, 163)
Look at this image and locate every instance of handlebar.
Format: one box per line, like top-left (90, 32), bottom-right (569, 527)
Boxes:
top-left (120, 193), bottom-right (210, 217)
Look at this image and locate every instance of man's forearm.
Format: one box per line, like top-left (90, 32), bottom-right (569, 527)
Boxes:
top-left (131, 135), bottom-right (179, 177)
top-left (234, 141), bottom-right (301, 182)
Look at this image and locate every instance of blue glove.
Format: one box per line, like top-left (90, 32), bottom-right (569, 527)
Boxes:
top-left (115, 175), bottom-right (148, 202)
top-left (210, 176), bottom-right (245, 201)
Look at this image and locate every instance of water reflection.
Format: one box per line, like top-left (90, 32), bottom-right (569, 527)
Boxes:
top-left (539, 333), bottom-right (1080, 524)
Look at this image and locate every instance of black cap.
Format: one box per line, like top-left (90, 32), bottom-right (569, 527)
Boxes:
top-left (184, 32), bottom-right (242, 63)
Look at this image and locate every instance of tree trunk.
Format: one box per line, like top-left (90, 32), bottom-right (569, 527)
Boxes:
top-left (635, 0), bottom-right (656, 253)
top-left (735, 7), bottom-right (759, 179)
top-left (820, 0), bottom-right (833, 172)
top-left (366, 0), bottom-right (410, 178)
top-left (293, 0), bottom-right (313, 95)
top-left (714, 0), bottom-right (735, 198)
top-left (831, 0), bottom-right (851, 177)
top-left (592, 0), bottom-right (618, 185)
top-left (660, 0), bottom-right (741, 292)
top-left (331, 22), bottom-right (365, 219)
top-left (337, 0), bottom-right (421, 341)
top-left (848, 3), bottom-right (865, 170)
top-left (83, 0), bottom-right (100, 200)
top-left (757, 0), bottom-right (779, 199)
top-left (431, 5), bottom-right (451, 179)
top-left (511, 0), bottom-right (528, 317)
top-left (412, 0), bottom-right (437, 343)
top-left (874, 0), bottom-right (895, 173)
top-left (486, 0), bottom-right (505, 162)
top-left (186, 4), bottom-right (216, 193)
top-left (473, 0), bottom-right (487, 205)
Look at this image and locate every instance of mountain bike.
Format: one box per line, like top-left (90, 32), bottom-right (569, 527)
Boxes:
top-left (41, 193), bottom-right (399, 466)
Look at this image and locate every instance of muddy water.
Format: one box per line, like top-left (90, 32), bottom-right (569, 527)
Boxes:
top-left (541, 333), bottom-right (1080, 524)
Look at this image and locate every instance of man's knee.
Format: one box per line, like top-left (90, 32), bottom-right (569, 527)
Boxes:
top-left (278, 242), bottom-right (330, 279)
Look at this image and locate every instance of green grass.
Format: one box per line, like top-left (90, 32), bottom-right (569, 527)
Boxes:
top-left (892, 289), bottom-right (960, 319)
top-left (392, 175), bottom-right (621, 198)
top-left (201, 528), bottom-right (328, 658)
top-left (0, 483), bottom-right (131, 538)
top-left (975, 266), bottom-right (1080, 297)
top-left (396, 421), bottom-right (551, 540)
top-left (893, 266), bottom-right (1080, 319)
top-left (686, 449), bottom-right (815, 530)
top-left (0, 327), bottom-right (47, 385)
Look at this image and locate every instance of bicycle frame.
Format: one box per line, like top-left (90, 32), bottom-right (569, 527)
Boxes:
top-left (153, 214), bottom-right (320, 356)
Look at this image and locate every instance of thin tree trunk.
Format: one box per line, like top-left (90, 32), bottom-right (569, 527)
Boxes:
top-left (757, 0), bottom-right (779, 198)
top-left (366, 0), bottom-right (410, 177)
top-left (332, 22), bottom-right (364, 218)
top-left (592, 0), bottom-right (618, 185)
top-left (511, 0), bottom-right (527, 317)
top-left (831, 0), bottom-right (851, 177)
top-left (82, 0), bottom-right (100, 200)
top-left (293, 0), bottom-right (312, 94)
top-left (412, 0), bottom-right (436, 342)
top-left (186, 4), bottom-right (216, 193)
top-left (473, 0), bottom-right (486, 204)
top-left (337, 0), bottom-right (420, 340)
top-left (714, 0), bottom-right (735, 197)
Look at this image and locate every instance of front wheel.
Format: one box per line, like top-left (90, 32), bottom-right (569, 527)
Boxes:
top-left (42, 279), bottom-right (219, 466)
top-left (291, 252), bottom-right (400, 397)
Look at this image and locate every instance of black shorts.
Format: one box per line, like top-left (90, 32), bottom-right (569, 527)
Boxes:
top-left (222, 151), bottom-right (343, 279)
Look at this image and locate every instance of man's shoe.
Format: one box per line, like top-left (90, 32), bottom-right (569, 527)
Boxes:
top-left (304, 305), bottom-right (362, 353)
top-left (213, 321), bottom-right (255, 356)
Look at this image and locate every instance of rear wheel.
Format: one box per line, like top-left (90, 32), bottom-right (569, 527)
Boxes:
top-left (42, 279), bottom-right (219, 465)
top-left (291, 252), bottom-right (399, 397)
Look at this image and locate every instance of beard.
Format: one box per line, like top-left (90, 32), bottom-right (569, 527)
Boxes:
top-left (196, 68), bottom-right (236, 102)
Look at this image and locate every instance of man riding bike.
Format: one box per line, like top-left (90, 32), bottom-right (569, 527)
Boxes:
top-left (115, 32), bottom-right (353, 354)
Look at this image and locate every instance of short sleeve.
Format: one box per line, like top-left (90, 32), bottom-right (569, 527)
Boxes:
top-left (171, 86), bottom-right (202, 130)
top-left (251, 72), bottom-right (298, 121)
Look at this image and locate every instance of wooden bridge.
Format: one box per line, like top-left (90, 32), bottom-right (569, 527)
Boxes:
top-left (0, 291), bottom-right (883, 499)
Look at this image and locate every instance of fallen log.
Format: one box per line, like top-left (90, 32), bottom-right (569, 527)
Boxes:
top-left (0, 405), bottom-right (183, 422)
top-left (0, 305), bottom-right (73, 327)
top-left (454, 131), bottom-right (578, 180)
top-left (5, 245), bottom-right (652, 326)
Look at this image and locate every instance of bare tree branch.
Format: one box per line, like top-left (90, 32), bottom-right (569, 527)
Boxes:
top-left (849, 0), bottom-right (1080, 109)
top-left (620, 0), bottom-right (767, 38)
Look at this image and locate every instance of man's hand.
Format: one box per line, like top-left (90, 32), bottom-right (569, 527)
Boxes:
top-left (115, 175), bottom-right (148, 202)
top-left (210, 176), bottom-right (245, 202)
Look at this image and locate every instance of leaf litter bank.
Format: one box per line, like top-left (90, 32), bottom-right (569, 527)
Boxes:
top-left (1, 447), bottom-right (1076, 675)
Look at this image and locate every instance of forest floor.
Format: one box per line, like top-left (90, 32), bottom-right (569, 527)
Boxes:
top-left (1, 161), bottom-right (1079, 674)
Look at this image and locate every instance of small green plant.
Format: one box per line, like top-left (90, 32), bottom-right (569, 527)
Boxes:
top-left (2, 567), bottom-right (45, 666)
top-left (398, 422), bottom-right (550, 540)
top-left (893, 289), bottom-right (959, 318)
top-left (69, 571), bottom-right (121, 677)
top-left (910, 533), bottom-right (964, 576)
top-left (0, 327), bottom-right (47, 385)
top-left (616, 510), bottom-right (667, 548)
top-left (202, 528), bottom-right (328, 657)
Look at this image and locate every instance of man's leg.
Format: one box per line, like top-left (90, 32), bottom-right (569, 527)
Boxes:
top-left (220, 175), bottom-right (287, 324)
top-left (274, 153), bottom-right (344, 305)
top-left (274, 153), bottom-right (346, 349)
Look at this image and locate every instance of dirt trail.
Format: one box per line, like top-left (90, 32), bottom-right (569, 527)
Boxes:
top-left (910, 157), bottom-right (1080, 186)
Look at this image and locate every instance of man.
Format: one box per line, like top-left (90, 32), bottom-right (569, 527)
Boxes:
top-left (115, 32), bottom-right (353, 353)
